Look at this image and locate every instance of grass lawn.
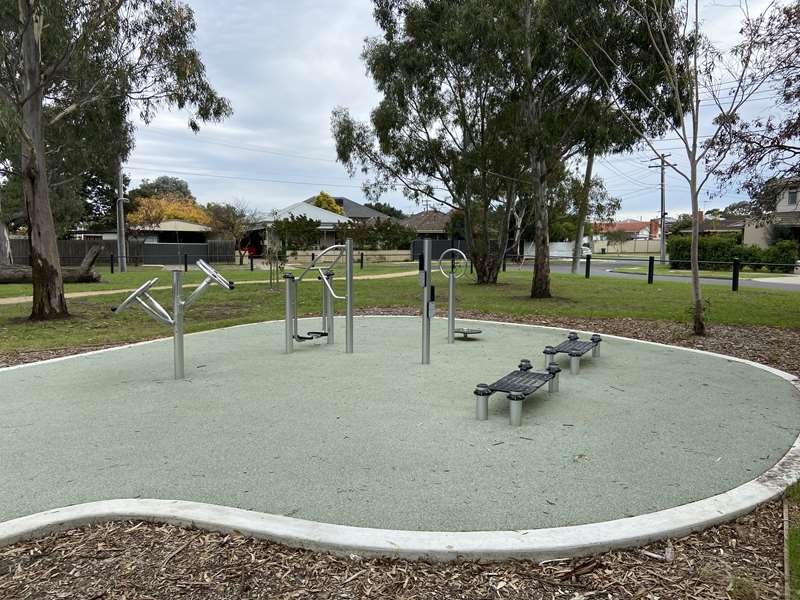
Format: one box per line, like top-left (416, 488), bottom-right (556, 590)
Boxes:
top-left (611, 264), bottom-right (790, 280)
top-left (0, 263), bottom-right (415, 299)
top-left (1, 270), bottom-right (798, 353)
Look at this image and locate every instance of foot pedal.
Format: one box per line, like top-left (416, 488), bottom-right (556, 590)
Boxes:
top-left (306, 331), bottom-right (328, 339)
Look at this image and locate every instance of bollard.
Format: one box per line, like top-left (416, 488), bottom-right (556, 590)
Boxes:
top-left (360, 252), bottom-right (365, 270)
top-left (732, 258), bottom-right (740, 292)
top-left (474, 384), bottom-right (491, 421)
top-left (647, 256), bottom-right (655, 284)
top-left (110, 254), bottom-right (115, 274)
top-left (508, 392), bottom-right (525, 426)
top-left (250, 255), bottom-right (254, 271)
top-left (585, 254), bottom-right (591, 278)
top-left (184, 253), bottom-right (188, 272)
top-left (502, 255), bottom-right (507, 272)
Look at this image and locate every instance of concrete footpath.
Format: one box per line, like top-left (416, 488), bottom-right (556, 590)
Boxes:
top-left (2, 316), bottom-right (798, 533)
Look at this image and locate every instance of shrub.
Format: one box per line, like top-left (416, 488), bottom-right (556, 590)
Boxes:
top-left (763, 240), bottom-right (798, 273)
top-left (667, 234), bottom-right (795, 272)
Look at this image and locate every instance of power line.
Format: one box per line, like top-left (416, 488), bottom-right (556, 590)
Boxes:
top-left (125, 164), bottom-right (366, 190)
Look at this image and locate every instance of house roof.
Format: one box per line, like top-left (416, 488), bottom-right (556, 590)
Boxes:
top-left (304, 196), bottom-right (391, 220)
top-left (155, 219), bottom-right (211, 233)
top-left (257, 201), bottom-right (351, 230)
top-left (593, 219), bottom-right (652, 234)
top-left (402, 210), bottom-right (451, 233)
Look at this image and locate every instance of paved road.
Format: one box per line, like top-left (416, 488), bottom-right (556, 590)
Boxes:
top-left (514, 259), bottom-right (800, 292)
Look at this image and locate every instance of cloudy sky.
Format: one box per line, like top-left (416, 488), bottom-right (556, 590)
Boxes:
top-left (126, 0), bottom-right (779, 222)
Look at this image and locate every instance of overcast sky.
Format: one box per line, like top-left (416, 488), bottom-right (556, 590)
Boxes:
top-left (126, 0), bottom-right (779, 222)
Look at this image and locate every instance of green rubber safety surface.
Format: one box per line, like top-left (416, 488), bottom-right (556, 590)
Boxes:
top-left (1, 316), bottom-right (798, 531)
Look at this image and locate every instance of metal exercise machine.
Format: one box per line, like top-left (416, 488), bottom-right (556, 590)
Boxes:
top-left (284, 239), bottom-right (353, 354)
top-left (474, 359), bottom-right (562, 426)
top-left (418, 239), bottom-right (436, 364)
top-left (438, 247), bottom-right (481, 343)
top-left (543, 332), bottom-right (602, 375)
top-left (111, 259), bottom-right (234, 379)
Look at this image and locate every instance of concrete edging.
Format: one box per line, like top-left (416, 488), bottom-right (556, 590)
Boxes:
top-left (2, 316), bottom-right (799, 561)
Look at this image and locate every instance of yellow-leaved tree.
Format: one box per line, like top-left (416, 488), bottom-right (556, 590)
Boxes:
top-left (313, 191), bottom-right (344, 215)
top-left (127, 193), bottom-right (211, 236)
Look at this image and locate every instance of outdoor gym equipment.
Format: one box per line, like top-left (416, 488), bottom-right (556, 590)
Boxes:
top-left (284, 239), bottom-right (353, 354)
top-left (418, 239), bottom-right (436, 364)
top-left (438, 247), bottom-right (481, 343)
top-left (111, 259), bottom-right (234, 379)
top-left (543, 332), bottom-right (602, 375)
top-left (474, 359), bottom-right (562, 426)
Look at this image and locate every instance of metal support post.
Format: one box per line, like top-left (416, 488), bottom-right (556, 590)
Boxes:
top-left (110, 254), bottom-right (115, 274)
top-left (585, 254), bottom-right (591, 278)
top-left (325, 271), bottom-right (334, 344)
top-left (474, 384), bottom-right (491, 420)
top-left (172, 270), bottom-right (185, 379)
top-left (547, 365), bottom-right (561, 392)
top-left (447, 272), bottom-right (456, 344)
top-left (116, 161), bottom-right (127, 272)
top-left (732, 258), bottom-right (740, 292)
top-left (345, 239), bottom-right (354, 353)
top-left (647, 256), bottom-right (655, 284)
top-left (421, 238), bottom-right (432, 364)
top-left (184, 253), bottom-right (188, 272)
top-left (284, 273), bottom-right (295, 354)
top-left (569, 351), bottom-right (581, 375)
top-left (543, 346), bottom-right (556, 369)
top-left (591, 335), bottom-right (602, 357)
top-left (508, 392), bottom-right (524, 426)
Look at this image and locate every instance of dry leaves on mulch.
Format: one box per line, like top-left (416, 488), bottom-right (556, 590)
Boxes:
top-left (0, 501), bottom-right (783, 599)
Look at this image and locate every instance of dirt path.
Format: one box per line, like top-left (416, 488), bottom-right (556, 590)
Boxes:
top-left (0, 270), bottom-right (417, 306)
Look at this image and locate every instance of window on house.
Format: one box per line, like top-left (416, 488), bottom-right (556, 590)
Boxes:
top-left (789, 189), bottom-right (798, 206)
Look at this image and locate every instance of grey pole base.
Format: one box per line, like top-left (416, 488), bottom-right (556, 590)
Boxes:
top-left (593, 345), bottom-right (600, 358)
top-left (570, 354), bottom-right (581, 375)
top-left (509, 399), bottom-right (523, 426)
top-left (475, 395), bottom-right (489, 420)
top-left (548, 376), bottom-right (558, 393)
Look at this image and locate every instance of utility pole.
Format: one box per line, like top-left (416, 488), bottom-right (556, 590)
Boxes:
top-left (648, 154), bottom-right (672, 264)
top-left (116, 159), bottom-right (127, 272)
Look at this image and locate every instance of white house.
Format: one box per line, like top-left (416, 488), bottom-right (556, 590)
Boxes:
top-left (743, 181), bottom-right (800, 248)
top-left (258, 201), bottom-right (351, 249)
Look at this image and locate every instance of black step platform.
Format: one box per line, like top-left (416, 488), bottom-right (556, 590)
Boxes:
top-left (294, 331), bottom-right (328, 342)
top-left (488, 369), bottom-right (552, 395)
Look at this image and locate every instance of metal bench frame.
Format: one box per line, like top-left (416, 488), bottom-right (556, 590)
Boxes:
top-left (543, 332), bottom-right (602, 374)
top-left (474, 360), bottom-right (562, 426)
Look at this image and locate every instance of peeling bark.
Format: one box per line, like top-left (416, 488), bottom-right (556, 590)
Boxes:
top-left (0, 223), bottom-right (11, 265)
top-left (19, 0), bottom-right (68, 319)
top-left (530, 158), bottom-right (551, 298)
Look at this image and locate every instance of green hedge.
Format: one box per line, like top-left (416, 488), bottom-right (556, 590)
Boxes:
top-left (667, 235), bottom-right (798, 273)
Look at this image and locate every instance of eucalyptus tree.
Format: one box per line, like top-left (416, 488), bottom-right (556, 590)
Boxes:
top-left (0, 0), bottom-right (231, 319)
top-left (570, 0), bottom-right (777, 335)
top-left (332, 0), bottom-right (530, 284)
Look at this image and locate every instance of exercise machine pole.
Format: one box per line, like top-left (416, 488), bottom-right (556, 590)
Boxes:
top-left (284, 272), bottom-right (296, 354)
top-left (420, 238), bottom-right (434, 364)
top-left (345, 238), bottom-right (354, 354)
top-left (172, 270), bottom-right (185, 379)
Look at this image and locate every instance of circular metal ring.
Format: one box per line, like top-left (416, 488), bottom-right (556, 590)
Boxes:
top-left (438, 248), bottom-right (469, 279)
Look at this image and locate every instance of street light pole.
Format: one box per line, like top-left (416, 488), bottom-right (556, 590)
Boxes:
top-left (648, 153), bottom-right (672, 264)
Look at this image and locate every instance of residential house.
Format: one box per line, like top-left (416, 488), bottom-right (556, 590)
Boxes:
top-left (303, 196), bottom-right (394, 222)
top-left (402, 210), bottom-right (452, 239)
top-left (73, 219), bottom-right (212, 244)
top-left (592, 219), bottom-right (661, 241)
top-left (743, 181), bottom-right (800, 248)
top-left (256, 201), bottom-right (351, 250)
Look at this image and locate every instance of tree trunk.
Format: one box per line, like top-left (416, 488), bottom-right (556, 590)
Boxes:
top-left (531, 158), bottom-right (551, 298)
top-left (19, 0), bottom-right (68, 319)
top-left (689, 165), bottom-right (705, 335)
top-left (472, 253), bottom-right (501, 284)
top-left (0, 245), bottom-right (102, 283)
top-left (0, 222), bottom-right (12, 265)
top-left (571, 149), bottom-right (595, 274)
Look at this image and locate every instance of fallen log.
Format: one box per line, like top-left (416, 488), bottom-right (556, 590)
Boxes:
top-left (0, 245), bottom-right (103, 284)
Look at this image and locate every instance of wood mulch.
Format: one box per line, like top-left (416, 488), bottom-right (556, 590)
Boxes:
top-left (1, 310), bottom-right (796, 598)
top-left (0, 502), bottom-right (784, 599)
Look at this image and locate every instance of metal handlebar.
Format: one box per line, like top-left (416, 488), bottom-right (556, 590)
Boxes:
top-left (112, 278), bottom-right (160, 313)
top-left (297, 245), bottom-right (346, 282)
top-left (438, 248), bottom-right (469, 279)
top-left (318, 267), bottom-right (346, 300)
